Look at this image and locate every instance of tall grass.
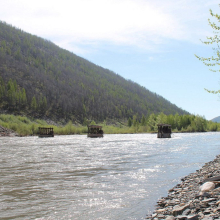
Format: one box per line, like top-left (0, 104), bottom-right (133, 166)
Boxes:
top-left (0, 114), bottom-right (87, 136)
top-left (0, 114), bottom-right (144, 136)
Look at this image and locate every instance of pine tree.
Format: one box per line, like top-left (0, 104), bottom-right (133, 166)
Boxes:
top-left (7, 79), bottom-right (16, 106)
top-left (128, 117), bottom-right (132, 127)
top-left (21, 88), bottom-right (27, 106)
top-left (141, 115), bottom-right (146, 126)
top-left (31, 96), bottom-right (37, 110)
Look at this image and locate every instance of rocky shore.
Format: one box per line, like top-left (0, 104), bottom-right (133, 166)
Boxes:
top-left (0, 125), bottom-right (18, 137)
top-left (147, 155), bottom-right (220, 220)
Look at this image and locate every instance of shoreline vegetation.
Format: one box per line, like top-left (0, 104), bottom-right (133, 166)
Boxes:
top-left (147, 155), bottom-right (220, 219)
top-left (0, 113), bottom-right (219, 137)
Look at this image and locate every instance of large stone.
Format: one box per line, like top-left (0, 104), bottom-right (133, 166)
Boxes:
top-left (199, 182), bottom-right (215, 195)
top-left (176, 216), bottom-right (188, 220)
top-left (157, 214), bottom-right (165, 219)
top-left (203, 198), bottom-right (216, 202)
top-left (187, 215), bottom-right (199, 220)
top-left (203, 208), bottom-right (212, 214)
top-left (165, 216), bottom-right (175, 220)
top-left (172, 204), bottom-right (190, 216)
top-left (182, 208), bottom-right (191, 216)
top-left (202, 217), bottom-right (213, 220)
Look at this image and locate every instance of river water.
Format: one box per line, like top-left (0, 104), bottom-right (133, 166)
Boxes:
top-left (1, 132), bottom-right (220, 220)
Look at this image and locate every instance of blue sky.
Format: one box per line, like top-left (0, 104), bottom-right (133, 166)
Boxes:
top-left (1, 0), bottom-right (220, 120)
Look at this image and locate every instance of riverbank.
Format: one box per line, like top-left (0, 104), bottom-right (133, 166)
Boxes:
top-left (0, 125), bottom-right (18, 136)
top-left (0, 113), bottom-right (219, 136)
top-left (146, 155), bottom-right (220, 219)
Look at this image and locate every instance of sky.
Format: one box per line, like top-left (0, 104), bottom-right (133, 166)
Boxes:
top-left (0, 0), bottom-right (220, 120)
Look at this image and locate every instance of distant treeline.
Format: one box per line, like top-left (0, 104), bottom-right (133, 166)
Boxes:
top-left (0, 21), bottom-right (188, 123)
top-left (127, 113), bottom-right (219, 133)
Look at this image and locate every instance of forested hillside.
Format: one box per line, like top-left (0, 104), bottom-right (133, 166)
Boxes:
top-left (0, 21), bottom-right (188, 123)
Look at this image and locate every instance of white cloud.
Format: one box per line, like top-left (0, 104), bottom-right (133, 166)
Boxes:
top-left (0, 0), bottom-right (218, 54)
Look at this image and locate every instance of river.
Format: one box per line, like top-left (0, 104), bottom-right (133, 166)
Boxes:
top-left (1, 132), bottom-right (220, 220)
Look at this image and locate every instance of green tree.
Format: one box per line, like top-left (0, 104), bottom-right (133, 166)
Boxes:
top-left (167, 114), bottom-right (174, 128)
top-left (83, 104), bottom-right (86, 115)
top-left (21, 88), bottom-right (27, 106)
top-left (141, 115), bottom-right (146, 126)
top-left (0, 77), bottom-right (5, 100)
top-left (174, 113), bottom-right (180, 130)
top-left (132, 115), bottom-right (137, 127)
top-left (195, 5), bottom-right (220, 93)
top-left (14, 47), bottom-right (22, 60)
top-left (128, 117), bottom-right (132, 127)
top-left (31, 96), bottom-right (37, 110)
top-left (208, 121), bottom-right (218, 131)
top-left (147, 113), bottom-right (157, 131)
top-left (83, 118), bottom-right (88, 126)
top-left (7, 79), bottom-right (16, 106)
top-left (90, 120), bottom-right (96, 125)
top-left (38, 95), bottom-right (47, 112)
top-left (0, 46), bottom-right (5, 56)
top-left (156, 112), bottom-right (167, 125)
top-left (194, 115), bottom-right (207, 132)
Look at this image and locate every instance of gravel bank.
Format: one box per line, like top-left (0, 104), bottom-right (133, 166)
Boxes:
top-left (0, 125), bottom-right (18, 136)
top-left (146, 155), bottom-right (220, 220)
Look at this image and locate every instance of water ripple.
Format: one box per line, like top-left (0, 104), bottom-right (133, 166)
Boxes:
top-left (1, 133), bottom-right (220, 219)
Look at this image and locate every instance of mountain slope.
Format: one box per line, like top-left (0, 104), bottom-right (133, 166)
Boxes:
top-left (211, 116), bottom-right (220, 123)
top-left (0, 21), bottom-right (188, 123)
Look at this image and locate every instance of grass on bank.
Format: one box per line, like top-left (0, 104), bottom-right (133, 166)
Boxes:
top-left (0, 114), bottom-right (87, 136)
top-left (0, 114), bottom-right (151, 136)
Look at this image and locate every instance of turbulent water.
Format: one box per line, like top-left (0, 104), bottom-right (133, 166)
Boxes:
top-left (1, 132), bottom-right (220, 220)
